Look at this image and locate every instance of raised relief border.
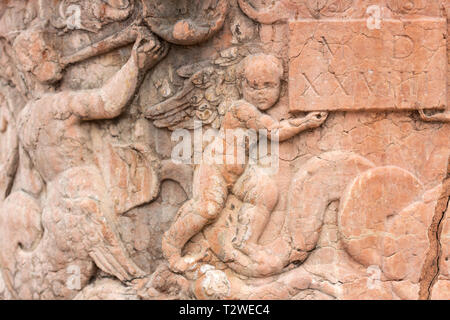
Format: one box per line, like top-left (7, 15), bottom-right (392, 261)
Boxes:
top-left (289, 19), bottom-right (447, 112)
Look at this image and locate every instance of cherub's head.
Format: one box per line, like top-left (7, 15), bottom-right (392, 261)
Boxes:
top-left (13, 29), bottom-right (63, 84)
top-left (241, 53), bottom-right (283, 111)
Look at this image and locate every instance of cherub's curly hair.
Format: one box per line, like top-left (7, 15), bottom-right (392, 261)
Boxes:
top-left (240, 53), bottom-right (284, 81)
top-left (236, 53), bottom-right (283, 96)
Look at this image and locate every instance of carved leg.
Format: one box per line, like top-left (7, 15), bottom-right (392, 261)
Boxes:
top-left (162, 164), bottom-right (227, 273)
top-left (232, 203), bottom-right (271, 251)
top-left (232, 166), bottom-right (278, 253)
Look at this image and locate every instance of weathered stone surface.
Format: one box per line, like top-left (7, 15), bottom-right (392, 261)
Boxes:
top-left (0, 0), bottom-right (448, 301)
top-left (431, 203), bottom-right (450, 299)
top-left (289, 19), bottom-right (447, 111)
top-left (340, 166), bottom-right (428, 282)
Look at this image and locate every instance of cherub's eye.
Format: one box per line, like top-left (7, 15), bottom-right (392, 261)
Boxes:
top-left (245, 79), bottom-right (256, 89)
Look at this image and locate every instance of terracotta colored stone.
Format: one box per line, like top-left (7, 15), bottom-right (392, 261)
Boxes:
top-left (339, 166), bottom-right (432, 282)
top-left (0, 0), bottom-right (448, 301)
top-left (289, 19), bottom-right (447, 111)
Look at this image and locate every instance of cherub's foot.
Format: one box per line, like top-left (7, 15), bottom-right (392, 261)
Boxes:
top-left (232, 237), bottom-right (260, 257)
top-left (232, 230), bottom-right (250, 250)
top-left (133, 264), bottom-right (191, 299)
top-left (231, 236), bottom-right (242, 249)
top-left (168, 254), bottom-right (203, 274)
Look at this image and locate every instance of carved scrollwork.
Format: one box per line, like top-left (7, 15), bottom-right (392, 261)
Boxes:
top-left (0, 0), bottom-right (448, 301)
top-left (306, 0), bottom-right (353, 18)
top-left (13, 0), bottom-right (230, 85)
top-left (418, 109), bottom-right (450, 122)
top-left (237, 0), bottom-right (354, 23)
top-left (53, 0), bottom-right (135, 32)
top-left (386, 0), bottom-right (428, 14)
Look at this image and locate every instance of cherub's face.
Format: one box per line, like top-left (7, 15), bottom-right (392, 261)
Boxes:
top-left (242, 67), bottom-right (281, 111)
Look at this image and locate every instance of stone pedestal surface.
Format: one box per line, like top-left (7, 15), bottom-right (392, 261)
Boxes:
top-left (0, 0), bottom-right (448, 300)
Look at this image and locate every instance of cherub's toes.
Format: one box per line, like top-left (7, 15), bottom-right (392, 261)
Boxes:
top-left (232, 236), bottom-right (242, 249)
top-left (170, 259), bottom-right (188, 273)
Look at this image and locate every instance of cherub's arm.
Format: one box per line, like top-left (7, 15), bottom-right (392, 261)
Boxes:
top-left (234, 101), bottom-right (328, 142)
top-left (419, 109), bottom-right (450, 122)
top-left (62, 30), bottom-right (167, 121)
top-left (61, 53), bottom-right (139, 121)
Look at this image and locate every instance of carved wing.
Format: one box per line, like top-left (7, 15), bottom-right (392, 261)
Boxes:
top-left (0, 96), bottom-right (18, 201)
top-left (144, 49), bottom-right (242, 130)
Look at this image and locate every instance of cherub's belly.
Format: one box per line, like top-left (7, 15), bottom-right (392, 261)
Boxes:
top-left (24, 127), bottom-right (91, 182)
top-left (220, 163), bottom-right (246, 189)
top-left (204, 136), bottom-right (248, 188)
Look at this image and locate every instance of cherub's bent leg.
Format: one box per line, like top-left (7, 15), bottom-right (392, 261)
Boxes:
top-left (232, 166), bottom-right (278, 252)
top-left (162, 164), bottom-right (228, 272)
top-left (233, 204), bottom-right (271, 248)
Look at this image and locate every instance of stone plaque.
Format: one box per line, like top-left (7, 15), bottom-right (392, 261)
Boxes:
top-left (289, 19), bottom-right (447, 112)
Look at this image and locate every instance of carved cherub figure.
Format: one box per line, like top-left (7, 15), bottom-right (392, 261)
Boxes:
top-left (0, 28), bottom-right (168, 299)
top-left (161, 53), bottom-right (328, 273)
top-left (18, 28), bottom-right (167, 183)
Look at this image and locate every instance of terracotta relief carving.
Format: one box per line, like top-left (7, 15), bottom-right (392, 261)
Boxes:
top-left (0, 0), bottom-right (448, 301)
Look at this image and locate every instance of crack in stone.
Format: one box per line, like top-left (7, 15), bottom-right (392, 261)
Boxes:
top-left (419, 157), bottom-right (449, 300)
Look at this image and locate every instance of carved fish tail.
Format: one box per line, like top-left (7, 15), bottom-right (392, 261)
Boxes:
top-left (287, 151), bottom-right (375, 262)
top-left (0, 191), bottom-right (43, 299)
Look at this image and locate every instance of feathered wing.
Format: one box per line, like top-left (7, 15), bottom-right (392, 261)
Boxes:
top-left (144, 51), bottom-right (243, 130)
top-left (80, 191), bottom-right (147, 281)
top-left (48, 165), bottom-right (146, 282)
top-left (0, 98), bottom-right (19, 201)
top-left (87, 131), bottom-right (162, 281)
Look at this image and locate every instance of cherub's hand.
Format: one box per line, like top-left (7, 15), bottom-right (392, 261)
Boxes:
top-left (131, 26), bottom-right (169, 71)
top-left (418, 109), bottom-right (450, 123)
top-left (289, 112), bottom-right (328, 127)
top-left (418, 109), bottom-right (432, 122)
